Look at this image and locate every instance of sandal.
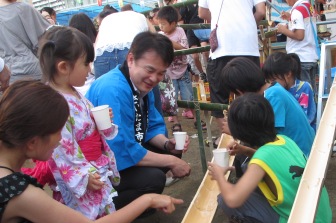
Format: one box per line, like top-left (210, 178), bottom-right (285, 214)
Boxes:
top-left (171, 123), bottom-right (182, 132)
top-left (194, 120), bottom-right (207, 131)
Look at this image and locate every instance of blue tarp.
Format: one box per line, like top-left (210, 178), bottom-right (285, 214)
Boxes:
top-left (56, 2), bottom-right (151, 25)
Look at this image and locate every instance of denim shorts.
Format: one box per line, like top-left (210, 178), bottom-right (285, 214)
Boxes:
top-left (94, 48), bottom-right (129, 79)
top-left (172, 70), bottom-right (193, 101)
top-left (193, 29), bottom-right (211, 42)
top-left (300, 62), bottom-right (318, 92)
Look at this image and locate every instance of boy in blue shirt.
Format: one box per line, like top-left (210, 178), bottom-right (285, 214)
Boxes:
top-left (221, 57), bottom-right (315, 157)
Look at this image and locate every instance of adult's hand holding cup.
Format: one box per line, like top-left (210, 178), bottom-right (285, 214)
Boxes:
top-left (91, 105), bottom-right (117, 140)
top-left (173, 132), bottom-right (187, 150)
top-left (212, 148), bottom-right (230, 168)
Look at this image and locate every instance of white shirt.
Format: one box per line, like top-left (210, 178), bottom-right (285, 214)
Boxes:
top-left (286, 0), bottom-right (318, 62)
top-left (198, 0), bottom-right (265, 59)
top-left (95, 11), bottom-right (149, 59)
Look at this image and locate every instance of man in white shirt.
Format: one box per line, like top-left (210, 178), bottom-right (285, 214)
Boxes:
top-left (198, 0), bottom-right (266, 144)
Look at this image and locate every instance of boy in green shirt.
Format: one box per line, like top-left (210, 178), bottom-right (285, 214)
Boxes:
top-left (208, 93), bottom-right (332, 222)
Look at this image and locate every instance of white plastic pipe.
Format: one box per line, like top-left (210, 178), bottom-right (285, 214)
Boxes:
top-left (288, 74), bottom-right (336, 222)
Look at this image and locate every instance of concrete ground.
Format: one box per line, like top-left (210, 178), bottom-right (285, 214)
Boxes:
top-left (132, 113), bottom-right (336, 223)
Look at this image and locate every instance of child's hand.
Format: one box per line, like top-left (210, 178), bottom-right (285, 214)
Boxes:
top-left (87, 173), bottom-right (104, 191)
top-left (227, 140), bottom-right (240, 155)
top-left (109, 108), bottom-right (114, 123)
top-left (276, 23), bottom-right (288, 35)
top-left (280, 11), bottom-right (290, 21)
top-left (146, 194), bottom-right (184, 214)
top-left (207, 162), bottom-right (234, 181)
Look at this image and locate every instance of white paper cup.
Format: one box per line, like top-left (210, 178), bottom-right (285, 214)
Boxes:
top-left (173, 132), bottom-right (187, 150)
top-left (91, 105), bottom-right (112, 130)
top-left (212, 148), bottom-right (229, 168)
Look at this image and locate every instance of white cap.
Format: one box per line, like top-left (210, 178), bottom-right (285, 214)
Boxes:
top-left (0, 58), bottom-right (4, 73)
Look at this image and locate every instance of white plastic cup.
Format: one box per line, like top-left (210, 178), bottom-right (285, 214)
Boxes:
top-left (212, 148), bottom-right (229, 168)
top-left (91, 105), bottom-right (112, 130)
top-left (173, 132), bottom-right (187, 150)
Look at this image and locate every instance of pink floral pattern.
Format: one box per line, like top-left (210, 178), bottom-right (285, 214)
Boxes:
top-left (48, 92), bottom-right (120, 220)
top-left (59, 164), bottom-right (75, 182)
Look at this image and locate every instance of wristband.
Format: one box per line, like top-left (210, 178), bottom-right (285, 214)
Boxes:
top-left (164, 140), bottom-right (170, 151)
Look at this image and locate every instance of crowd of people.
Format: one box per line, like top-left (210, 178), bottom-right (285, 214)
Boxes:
top-left (0, 0), bottom-right (333, 222)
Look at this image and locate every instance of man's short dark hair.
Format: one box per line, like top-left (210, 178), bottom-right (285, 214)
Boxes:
top-left (129, 32), bottom-right (174, 66)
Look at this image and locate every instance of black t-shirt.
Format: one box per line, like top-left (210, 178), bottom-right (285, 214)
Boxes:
top-left (179, 3), bottom-right (204, 24)
top-left (0, 171), bottom-right (42, 223)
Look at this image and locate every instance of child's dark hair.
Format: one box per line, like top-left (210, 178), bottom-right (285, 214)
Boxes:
top-left (121, 4), bottom-right (133, 11)
top-left (262, 52), bottom-right (301, 81)
top-left (148, 7), bottom-right (160, 20)
top-left (40, 7), bottom-right (56, 17)
top-left (0, 80), bottom-right (69, 148)
top-left (103, 4), bottom-right (118, 12)
top-left (98, 10), bottom-right (116, 21)
top-left (129, 31), bottom-right (174, 67)
top-left (69, 13), bottom-right (97, 44)
top-left (221, 57), bottom-right (265, 95)
top-left (39, 26), bottom-right (94, 83)
top-left (157, 6), bottom-right (179, 24)
top-left (228, 93), bottom-right (277, 148)
top-left (288, 53), bottom-right (301, 79)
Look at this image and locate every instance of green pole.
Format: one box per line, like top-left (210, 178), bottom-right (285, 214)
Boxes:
top-left (192, 87), bottom-right (207, 174)
top-left (174, 46), bottom-right (210, 56)
top-left (177, 100), bottom-right (228, 111)
top-left (141, 0), bottom-right (198, 14)
top-left (154, 23), bottom-right (211, 31)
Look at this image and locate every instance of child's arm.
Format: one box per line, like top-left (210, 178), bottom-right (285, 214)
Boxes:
top-left (208, 162), bottom-right (265, 208)
top-left (171, 28), bottom-right (189, 50)
top-left (277, 24), bottom-right (304, 41)
top-left (171, 40), bottom-right (187, 50)
top-left (227, 141), bottom-right (256, 158)
top-left (12, 184), bottom-right (183, 223)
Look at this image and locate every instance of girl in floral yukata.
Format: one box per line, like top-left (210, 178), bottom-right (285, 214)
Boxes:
top-left (37, 26), bottom-right (120, 220)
